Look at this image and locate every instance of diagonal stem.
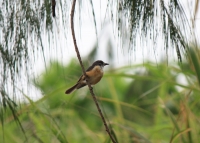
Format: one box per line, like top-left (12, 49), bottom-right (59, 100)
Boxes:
top-left (70, 0), bottom-right (116, 142)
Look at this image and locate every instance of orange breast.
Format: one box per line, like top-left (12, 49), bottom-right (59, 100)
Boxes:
top-left (86, 66), bottom-right (104, 85)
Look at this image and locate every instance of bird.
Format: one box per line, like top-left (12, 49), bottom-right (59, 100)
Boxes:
top-left (65, 60), bottom-right (109, 94)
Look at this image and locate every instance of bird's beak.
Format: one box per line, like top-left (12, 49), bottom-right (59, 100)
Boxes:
top-left (104, 63), bottom-right (109, 66)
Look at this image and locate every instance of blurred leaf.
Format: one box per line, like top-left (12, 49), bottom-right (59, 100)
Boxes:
top-left (188, 48), bottom-right (200, 86)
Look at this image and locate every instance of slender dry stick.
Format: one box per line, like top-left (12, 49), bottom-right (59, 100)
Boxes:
top-left (70, 0), bottom-right (116, 142)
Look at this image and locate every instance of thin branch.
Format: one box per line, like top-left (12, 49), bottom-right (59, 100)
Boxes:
top-left (52, 0), bottom-right (56, 17)
top-left (70, 0), bottom-right (116, 142)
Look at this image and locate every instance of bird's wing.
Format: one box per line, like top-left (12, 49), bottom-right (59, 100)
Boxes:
top-left (76, 63), bottom-right (95, 83)
top-left (77, 74), bottom-right (85, 82)
top-left (86, 64), bottom-right (94, 72)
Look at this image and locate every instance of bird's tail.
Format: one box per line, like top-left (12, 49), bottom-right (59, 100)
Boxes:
top-left (65, 83), bottom-right (78, 94)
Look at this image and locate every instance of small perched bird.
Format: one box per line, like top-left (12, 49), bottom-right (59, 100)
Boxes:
top-left (65, 60), bottom-right (109, 94)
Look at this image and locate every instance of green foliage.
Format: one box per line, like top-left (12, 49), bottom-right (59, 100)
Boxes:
top-left (0, 1), bottom-right (194, 138)
top-left (1, 52), bottom-right (200, 142)
top-left (0, 0), bottom-right (198, 142)
top-left (116, 0), bottom-right (190, 61)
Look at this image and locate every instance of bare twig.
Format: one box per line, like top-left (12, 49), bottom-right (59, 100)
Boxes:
top-left (70, 0), bottom-right (116, 142)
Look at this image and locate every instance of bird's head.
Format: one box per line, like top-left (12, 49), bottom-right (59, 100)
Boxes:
top-left (92, 60), bottom-right (109, 68)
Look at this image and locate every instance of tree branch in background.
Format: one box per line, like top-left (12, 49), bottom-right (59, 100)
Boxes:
top-left (52, 0), bottom-right (56, 17)
top-left (70, 0), bottom-right (116, 142)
